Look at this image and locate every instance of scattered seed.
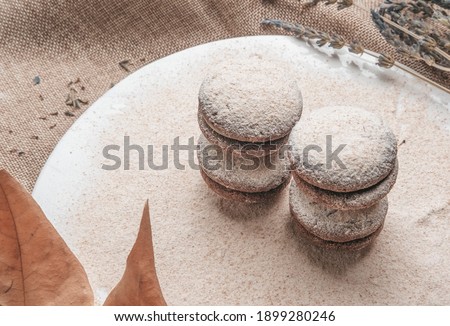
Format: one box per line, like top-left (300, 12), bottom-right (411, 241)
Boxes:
top-left (39, 116), bottom-right (48, 120)
top-left (33, 76), bottom-right (41, 85)
top-left (50, 112), bottom-right (59, 116)
top-left (66, 87), bottom-right (88, 109)
top-left (8, 130), bottom-right (13, 134)
top-left (39, 94), bottom-right (44, 101)
top-left (18, 151), bottom-right (25, 157)
top-left (65, 87), bottom-right (77, 105)
top-left (64, 111), bottom-right (75, 117)
top-left (119, 60), bottom-right (132, 72)
top-left (49, 124), bottom-right (57, 129)
top-left (31, 135), bottom-right (39, 140)
top-left (67, 78), bottom-right (81, 87)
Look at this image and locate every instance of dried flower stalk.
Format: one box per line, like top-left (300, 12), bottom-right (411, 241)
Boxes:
top-left (261, 18), bottom-right (449, 93)
top-left (371, 4), bottom-right (450, 73)
top-left (300, 0), bottom-right (450, 73)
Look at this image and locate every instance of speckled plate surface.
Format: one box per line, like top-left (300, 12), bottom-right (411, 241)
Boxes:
top-left (33, 36), bottom-right (450, 305)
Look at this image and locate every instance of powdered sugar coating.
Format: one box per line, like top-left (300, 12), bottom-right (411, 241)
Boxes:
top-left (291, 217), bottom-right (384, 251)
top-left (289, 106), bottom-right (397, 192)
top-left (293, 159), bottom-right (398, 210)
top-left (198, 110), bottom-right (288, 157)
top-left (198, 60), bottom-right (303, 142)
top-left (197, 135), bottom-right (291, 193)
top-left (200, 169), bottom-right (289, 204)
top-left (289, 180), bottom-right (388, 242)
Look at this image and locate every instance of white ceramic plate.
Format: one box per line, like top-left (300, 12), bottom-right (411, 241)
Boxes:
top-left (33, 36), bottom-right (450, 305)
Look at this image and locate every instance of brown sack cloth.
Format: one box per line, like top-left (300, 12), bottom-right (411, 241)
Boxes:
top-left (0, 0), bottom-right (448, 191)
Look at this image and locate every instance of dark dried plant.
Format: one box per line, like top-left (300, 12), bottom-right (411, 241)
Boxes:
top-left (262, 0), bottom-right (450, 93)
top-left (371, 1), bottom-right (450, 72)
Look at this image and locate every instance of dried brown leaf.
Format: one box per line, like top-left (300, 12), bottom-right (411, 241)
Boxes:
top-left (104, 201), bottom-right (166, 306)
top-left (0, 170), bottom-right (94, 306)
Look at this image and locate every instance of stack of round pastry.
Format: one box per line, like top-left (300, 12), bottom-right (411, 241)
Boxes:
top-left (288, 106), bottom-right (398, 250)
top-left (197, 60), bottom-right (303, 203)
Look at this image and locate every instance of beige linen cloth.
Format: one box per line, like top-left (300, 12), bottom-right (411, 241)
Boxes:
top-left (0, 0), bottom-right (448, 191)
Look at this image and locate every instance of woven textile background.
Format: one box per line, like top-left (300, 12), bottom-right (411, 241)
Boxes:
top-left (1, 0), bottom-right (448, 191)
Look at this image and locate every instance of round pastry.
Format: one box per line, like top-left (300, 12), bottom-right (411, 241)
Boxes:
top-left (197, 135), bottom-right (291, 193)
top-left (292, 159), bottom-right (398, 210)
top-left (289, 106), bottom-right (397, 192)
top-left (291, 217), bottom-right (384, 251)
top-left (198, 110), bottom-right (289, 157)
top-left (200, 169), bottom-right (289, 204)
top-left (198, 60), bottom-right (303, 142)
top-left (289, 180), bottom-right (388, 243)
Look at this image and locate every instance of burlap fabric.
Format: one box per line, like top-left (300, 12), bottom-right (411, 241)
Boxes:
top-left (1, 0), bottom-right (448, 191)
